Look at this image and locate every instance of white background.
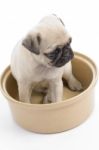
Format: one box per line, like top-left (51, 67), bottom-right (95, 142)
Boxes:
top-left (0, 0), bottom-right (99, 149)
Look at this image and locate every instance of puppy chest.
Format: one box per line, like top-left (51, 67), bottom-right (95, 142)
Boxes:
top-left (33, 66), bottom-right (62, 81)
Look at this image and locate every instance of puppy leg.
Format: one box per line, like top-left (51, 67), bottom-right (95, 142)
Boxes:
top-left (18, 82), bottom-right (32, 103)
top-left (43, 78), bottom-right (63, 103)
top-left (63, 62), bottom-right (83, 91)
top-left (43, 89), bottom-right (51, 104)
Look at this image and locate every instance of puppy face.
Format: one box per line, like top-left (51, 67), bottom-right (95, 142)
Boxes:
top-left (22, 15), bottom-right (74, 67)
top-left (44, 38), bottom-right (74, 67)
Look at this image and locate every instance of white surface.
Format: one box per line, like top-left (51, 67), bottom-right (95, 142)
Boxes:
top-left (0, 0), bottom-right (99, 150)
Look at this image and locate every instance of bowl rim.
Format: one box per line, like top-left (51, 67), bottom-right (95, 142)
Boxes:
top-left (0, 52), bottom-right (98, 109)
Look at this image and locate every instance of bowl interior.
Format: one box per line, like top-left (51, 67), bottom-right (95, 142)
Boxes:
top-left (5, 55), bottom-right (93, 104)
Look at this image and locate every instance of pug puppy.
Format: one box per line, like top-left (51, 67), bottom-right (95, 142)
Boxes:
top-left (11, 15), bottom-right (82, 103)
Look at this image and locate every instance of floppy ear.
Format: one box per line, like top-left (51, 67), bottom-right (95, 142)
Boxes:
top-left (22, 34), bottom-right (41, 55)
top-left (52, 14), bottom-right (65, 26)
top-left (58, 17), bottom-right (65, 26)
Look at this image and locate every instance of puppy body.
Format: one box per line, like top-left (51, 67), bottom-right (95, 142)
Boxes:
top-left (11, 15), bottom-right (82, 103)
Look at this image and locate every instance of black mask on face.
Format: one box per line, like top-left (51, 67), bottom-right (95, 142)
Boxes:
top-left (44, 41), bottom-right (74, 67)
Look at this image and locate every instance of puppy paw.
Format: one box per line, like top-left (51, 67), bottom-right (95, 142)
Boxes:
top-left (68, 77), bottom-right (83, 91)
top-left (43, 95), bottom-right (52, 104)
top-left (43, 95), bottom-right (48, 104)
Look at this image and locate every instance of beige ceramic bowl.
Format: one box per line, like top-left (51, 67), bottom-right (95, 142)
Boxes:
top-left (0, 52), bottom-right (98, 133)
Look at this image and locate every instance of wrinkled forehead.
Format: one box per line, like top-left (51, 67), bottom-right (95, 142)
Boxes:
top-left (43, 31), bottom-right (71, 53)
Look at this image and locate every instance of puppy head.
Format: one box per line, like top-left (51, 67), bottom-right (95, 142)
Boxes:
top-left (22, 15), bottom-right (74, 67)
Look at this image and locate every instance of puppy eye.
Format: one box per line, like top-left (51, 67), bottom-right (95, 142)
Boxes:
top-left (67, 43), bottom-right (70, 47)
top-left (54, 48), bottom-right (60, 54)
top-left (63, 44), bottom-right (70, 50)
top-left (65, 38), bottom-right (72, 47)
top-left (69, 37), bottom-right (72, 44)
top-left (44, 52), bottom-right (55, 59)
